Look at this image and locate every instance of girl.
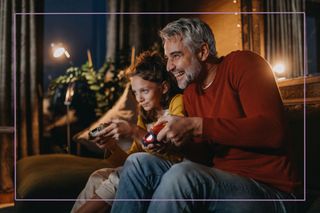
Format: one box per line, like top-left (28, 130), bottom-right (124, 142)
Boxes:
top-left (72, 51), bottom-right (184, 213)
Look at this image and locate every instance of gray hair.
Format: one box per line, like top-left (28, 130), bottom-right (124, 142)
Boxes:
top-left (159, 18), bottom-right (217, 57)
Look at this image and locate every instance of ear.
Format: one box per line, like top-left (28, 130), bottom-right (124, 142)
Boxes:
top-left (197, 43), bottom-right (210, 61)
top-left (161, 81), bottom-right (169, 94)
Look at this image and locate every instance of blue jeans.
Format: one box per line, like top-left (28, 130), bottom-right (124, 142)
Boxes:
top-left (111, 153), bottom-right (296, 213)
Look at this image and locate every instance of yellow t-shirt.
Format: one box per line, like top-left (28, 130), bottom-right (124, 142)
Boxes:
top-left (128, 94), bottom-right (185, 162)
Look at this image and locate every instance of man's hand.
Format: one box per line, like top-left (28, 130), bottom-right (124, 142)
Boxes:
top-left (156, 115), bottom-right (203, 147)
top-left (141, 142), bottom-right (168, 155)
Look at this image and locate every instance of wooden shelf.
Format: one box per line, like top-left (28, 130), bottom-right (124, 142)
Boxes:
top-left (278, 75), bottom-right (320, 106)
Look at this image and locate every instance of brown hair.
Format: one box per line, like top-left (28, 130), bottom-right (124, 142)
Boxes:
top-left (126, 51), bottom-right (181, 124)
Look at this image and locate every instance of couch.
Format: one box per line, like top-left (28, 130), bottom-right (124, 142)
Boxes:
top-left (14, 79), bottom-right (320, 212)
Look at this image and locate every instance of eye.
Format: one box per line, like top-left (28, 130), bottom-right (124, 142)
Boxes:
top-left (142, 89), bottom-right (149, 94)
top-left (172, 53), bottom-right (181, 61)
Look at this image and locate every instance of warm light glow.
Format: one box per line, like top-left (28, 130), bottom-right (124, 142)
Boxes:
top-left (272, 63), bottom-right (286, 74)
top-left (64, 50), bottom-right (70, 58)
top-left (52, 43), bottom-right (71, 59)
top-left (233, 0), bottom-right (237, 3)
top-left (53, 47), bottom-right (66, 58)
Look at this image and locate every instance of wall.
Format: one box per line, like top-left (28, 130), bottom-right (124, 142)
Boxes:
top-left (196, 0), bottom-right (243, 56)
top-left (168, 0), bottom-right (242, 57)
top-left (43, 0), bottom-right (107, 91)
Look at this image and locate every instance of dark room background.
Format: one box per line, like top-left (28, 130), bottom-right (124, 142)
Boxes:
top-left (43, 0), bottom-right (107, 91)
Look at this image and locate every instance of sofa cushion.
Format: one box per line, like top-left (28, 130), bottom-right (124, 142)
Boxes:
top-left (16, 153), bottom-right (125, 199)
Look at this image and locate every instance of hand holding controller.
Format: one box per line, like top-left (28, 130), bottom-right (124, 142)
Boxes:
top-left (88, 122), bottom-right (111, 139)
top-left (141, 122), bottom-right (166, 147)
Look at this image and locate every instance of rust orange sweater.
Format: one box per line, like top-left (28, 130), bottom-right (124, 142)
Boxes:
top-left (183, 51), bottom-right (300, 193)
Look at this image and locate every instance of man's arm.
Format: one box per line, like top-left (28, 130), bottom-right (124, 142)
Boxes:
top-left (162, 51), bottom-right (286, 149)
top-left (200, 51), bottom-right (286, 149)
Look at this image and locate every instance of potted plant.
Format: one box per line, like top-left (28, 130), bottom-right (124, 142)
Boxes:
top-left (47, 60), bottom-right (127, 126)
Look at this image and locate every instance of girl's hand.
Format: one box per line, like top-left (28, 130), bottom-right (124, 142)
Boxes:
top-left (89, 119), bottom-right (133, 147)
top-left (101, 119), bottom-right (133, 140)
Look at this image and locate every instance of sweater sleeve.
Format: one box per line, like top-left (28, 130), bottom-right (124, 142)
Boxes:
top-left (169, 94), bottom-right (185, 116)
top-left (202, 51), bottom-right (286, 149)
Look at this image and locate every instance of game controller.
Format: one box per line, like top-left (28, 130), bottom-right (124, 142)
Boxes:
top-left (88, 123), bottom-right (109, 139)
top-left (141, 122), bottom-right (166, 146)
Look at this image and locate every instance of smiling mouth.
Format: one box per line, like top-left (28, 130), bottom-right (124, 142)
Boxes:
top-left (174, 71), bottom-right (185, 79)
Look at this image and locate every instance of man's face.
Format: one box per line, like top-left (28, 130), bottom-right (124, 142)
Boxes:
top-left (164, 36), bottom-right (202, 89)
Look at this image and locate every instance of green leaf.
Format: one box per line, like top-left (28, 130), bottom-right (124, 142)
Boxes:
top-left (85, 73), bottom-right (95, 80)
top-left (89, 85), bottom-right (100, 91)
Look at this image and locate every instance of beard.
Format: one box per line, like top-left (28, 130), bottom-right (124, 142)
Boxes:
top-left (177, 56), bottom-right (202, 89)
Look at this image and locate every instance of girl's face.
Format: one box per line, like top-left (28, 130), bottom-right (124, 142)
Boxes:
top-left (131, 75), bottom-right (165, 112)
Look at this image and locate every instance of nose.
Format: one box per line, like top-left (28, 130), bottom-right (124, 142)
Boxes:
top-left (166, 59), bottom-right (175, 73)
top-left (136, 94), bottom-right (144, 103)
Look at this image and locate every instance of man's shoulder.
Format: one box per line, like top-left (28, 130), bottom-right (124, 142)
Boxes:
top-left (221, 50), bottom-right (267, 73)
top-left (224, 50), bottom-right (262, 62)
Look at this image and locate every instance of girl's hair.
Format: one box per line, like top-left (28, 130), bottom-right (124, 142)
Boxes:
top-left (126, 51), bottom-right (181, 124)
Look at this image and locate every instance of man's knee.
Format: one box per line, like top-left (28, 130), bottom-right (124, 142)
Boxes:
top-left (122, 153), bottom-right (164, 174)
top-left (126, 152), bottom-right (152, 162)
top-left (166, 162), bottom-right (194, 176)
top-left (168, 161), bottom-right (208, 177)
top-left (161, 162), bottom-right (211, 189)
top-left (124, 152), bottom-right (155, 168)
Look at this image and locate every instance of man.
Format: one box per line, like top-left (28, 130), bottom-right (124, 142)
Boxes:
top-left (111, 18), bottom-right (300, 213)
